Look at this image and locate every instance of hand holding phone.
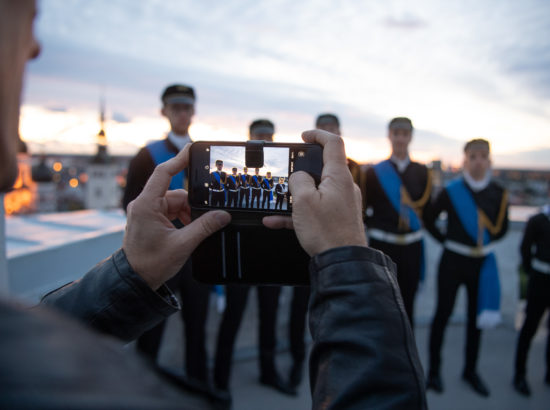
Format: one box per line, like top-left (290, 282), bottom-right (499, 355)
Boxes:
top-left (263, 130), bottom-right (368, 257)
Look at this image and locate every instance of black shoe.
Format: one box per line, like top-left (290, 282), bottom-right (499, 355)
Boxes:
top-left (462, 372), bottom-right (490, 397)
top-left (260, 373), bottom-right (297, 396)
top-left (289, 361), bottom-right (304, 389)
top-left (426, 373), bottom-right (444, 393)
top-left (513, 374), bottom-right (531, 397)
top-left (210, 388), bottom-right (232, 410)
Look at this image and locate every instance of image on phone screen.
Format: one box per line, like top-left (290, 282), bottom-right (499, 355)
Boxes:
top-left (207, 145), bottom-right (290, 211)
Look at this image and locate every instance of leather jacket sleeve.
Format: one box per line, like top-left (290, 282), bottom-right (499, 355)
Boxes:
top-left (308, 246), bottom-right (427, 410)
top-left (40, 249), bottom-right (180, 342)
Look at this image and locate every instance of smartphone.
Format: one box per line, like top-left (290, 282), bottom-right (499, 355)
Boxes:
top-left (189, 140), bottom-right (322, 285)
top-left (188, 141), bottom-right (323, 225)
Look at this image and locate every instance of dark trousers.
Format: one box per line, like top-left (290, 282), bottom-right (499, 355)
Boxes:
top-left (214, 285), bottom-right (281, 390)
top-left (514, 272), bottom-right (550, 376)
top-left (136, 263), bottom-right (211, 382)
top-left (275, 195), bottom-right (284, 210)
top-left (369, 238), bottom-right (422, 327)
top-left (289, 286), bottom-right (310, 365)
top-left (251, 189), bottom-right (261, 208)
top-left (239, 188), bottom-right (250, 208)
top-left (428, 250), bottom-right (484, 376)
top-left (212, 191), bottom-right (225, 207)
top-left (262, 191), bottom-right (271, 209)
top-left (227, 191), bottom-right (238, 207)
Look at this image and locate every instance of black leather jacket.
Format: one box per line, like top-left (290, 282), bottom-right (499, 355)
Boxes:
top-left (1, 246), bottom-right (426, 409)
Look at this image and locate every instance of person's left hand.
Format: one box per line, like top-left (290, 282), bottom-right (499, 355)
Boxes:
top-left (123, 144), bottom-right (231, 290)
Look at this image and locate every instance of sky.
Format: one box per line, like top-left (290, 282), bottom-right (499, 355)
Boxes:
top-left (20, 0), bottom-right (550, 168)
top-left (210, 146), bottom-right (289, 176)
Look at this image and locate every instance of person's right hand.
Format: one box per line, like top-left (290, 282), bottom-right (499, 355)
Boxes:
top-left (263, 130), bottom-right (367, 256)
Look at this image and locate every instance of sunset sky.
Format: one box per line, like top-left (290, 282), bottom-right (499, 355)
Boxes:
top-left (20, 0), bottom-right (550, 168)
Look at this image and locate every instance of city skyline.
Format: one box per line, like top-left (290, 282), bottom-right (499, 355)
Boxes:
top-left (20, 0), bottom-right (550, 168)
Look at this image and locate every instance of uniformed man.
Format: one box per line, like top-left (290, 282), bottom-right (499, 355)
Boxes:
top-left (122, 84), bottom-right (211, 386)
top-left (226, 167), bottom-right (239, 208)
top-left (214, 119), bottom-right (295, 399)
top-left (238, 167), bottom-right (251, 208)
top-left (365, 117), bottom-right (432, 328)
top-left (275, 177), bottom-right (286, 210)
top-left (286, 113), bottom-right (370, 389)
top-left (513, 186), bottom-right (550, 396)
top-left (424, 138), bottom-right (508, 397)
top-left (261, 171), bottom-right (274, 209)
top-left (250, 167), bottom-right (262, 209)
top-left (210, 160), bottom-right (227, 207)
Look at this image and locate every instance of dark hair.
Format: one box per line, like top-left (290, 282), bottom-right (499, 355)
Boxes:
top-left (315, 113), bottom-right (340, 127)
top-left (464, 138), bottom-right (490, 153)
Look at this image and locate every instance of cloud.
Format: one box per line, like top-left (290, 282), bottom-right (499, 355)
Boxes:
top-left (383, 14), bottom-right (427, 30)
top-left (45, 106), bottom-right (67, 112)
top-left (111, 112), bottom-right (131, 123)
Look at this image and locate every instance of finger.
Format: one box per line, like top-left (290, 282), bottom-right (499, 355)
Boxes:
top-left (262, 215), bottom-right (294, 230)
top-left (289, 171), bottom-right (317, 202)
top-left (176, 210), bottom-right (231, 251)
top-left (140, 144), bottom-right (191, 200)
top-left (164, 189), bottom-right (188, 214)
top-left (301, 129), bottom-right (347, 166)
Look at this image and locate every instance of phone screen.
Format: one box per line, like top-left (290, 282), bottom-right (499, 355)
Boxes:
top-left (189, 141), bottom-right (322, 215)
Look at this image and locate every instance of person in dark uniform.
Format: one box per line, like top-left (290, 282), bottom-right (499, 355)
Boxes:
top-left (285, 113), bottom-right (371, 390)
top-left (275, 177), bottom-right (286, 210)
top-left (122, 84), bottom-right (212, 386)
top-left (424, 139), bottom-right (508, 397)
top-left (364, 117), bottom-right (432, 328)
top-left (213, 119), bottom-right (296, 400)
top-left (250, 167), bottom-right (262, 209)
top-left (513, 190), bottom-right (550, 396)
top-left (210, 160), bottom-right (227, 207)
top-left (261, 171), bottom-right (274, 209)
top-left (225, 167), bottom-right (239, 208)
top-left (238, 167), bottom-right (251, 208)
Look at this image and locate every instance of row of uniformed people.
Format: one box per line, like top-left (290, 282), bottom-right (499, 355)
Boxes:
top-left (122, 83), bottom-right (549, 405)
top-left (209, 164), bottom-right (288, 209)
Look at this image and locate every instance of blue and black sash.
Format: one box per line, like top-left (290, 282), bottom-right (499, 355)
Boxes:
top-left (373, 160), bottom-right (421, 231)
top-left (252, 175), bottom-right (260, 188)
top-left (373, 160), bottom-right (425, 281)
top-left (263, 178), bottom-right (273, 200)
top-left (146, 140), bottom-right (185, 190)
top-left (229, 175), bottom-right (237, 190)
top-left (446, 178), bottom-right (501, 329)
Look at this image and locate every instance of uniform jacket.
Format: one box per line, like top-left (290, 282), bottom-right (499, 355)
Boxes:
top-left (1, 246), bottom-right (426, 409)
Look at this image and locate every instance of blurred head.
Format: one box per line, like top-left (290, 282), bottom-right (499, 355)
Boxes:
top-left (242, 166), bottom-right (248, 174)
top-left (160, 84), bottom-right (195, 135)
top-left (387, 117), bottom-right (413, 159)
top-left (315, 113), bottom-right (341, 136)
top-left (255, 168), bottom-right (260, 175)
top-left (279, 177), bottom-right (284, 184)
top-left (463, 139), bottom-right (491, 180)
top-left (249, 119), bottom-right (274, 141)
top-left (215, 160), bottom-right (223, 171)
top-left (232, 167), bottom-right (237, 175)
top-left (266, 172), bottom-right (271, 178)
top-left (0, 0), bottom-right (41, 193)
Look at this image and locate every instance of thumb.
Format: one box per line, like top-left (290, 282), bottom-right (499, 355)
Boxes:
top-left (289, 171), bottom-right (316, 201)
top-left (176, 210), bottom-right (231, 251)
